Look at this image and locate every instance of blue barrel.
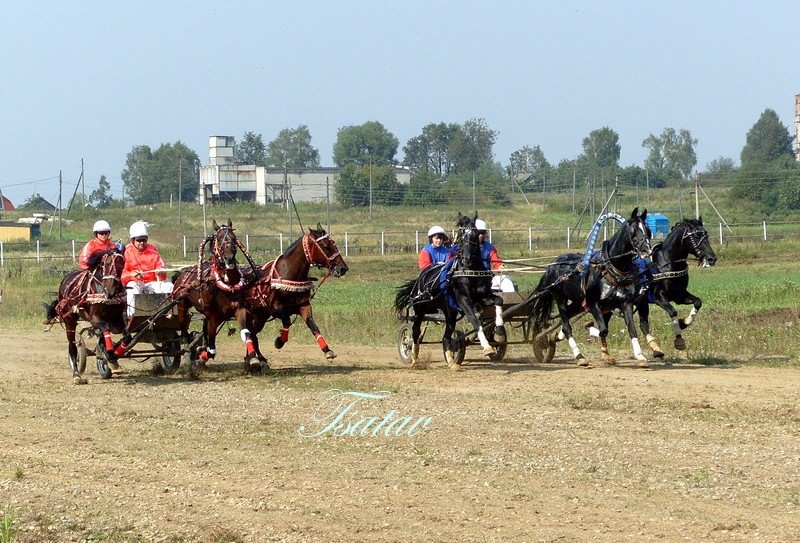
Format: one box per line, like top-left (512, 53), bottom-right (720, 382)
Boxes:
top-left (645, 213), bottom-right (670, 238)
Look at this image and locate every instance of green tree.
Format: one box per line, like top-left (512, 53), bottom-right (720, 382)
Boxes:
top-left (89, 175), bottom-right (116, 208)
top-left (334, 164), bottom-right (405, 206)
top-left (403, 122), bottom-right (461, 176)
top-left (642, 128), bottom-right (697, 178)
top-left (704, 156), bottom-right (737, 175)
top-left (266, 125), bottom-right (320, 168)
top-left (121, 142), bottom-right (200, 205)
top-left (508, 145), bottom-right (550, 177)
top-left (234, 131), bottom-right (268, 166)
top-left (450, 118), bottom-right (497, 173)
top-left (333, 121), bottom-right (399, 167)
top-left (582, 127), bottom-right (620, 171)
top-left (18, 193), bottom-right (54, 211)
top-left (740, 108), bottom-right (793, 167)
top-left (403, 170), bottom-right (445, 206)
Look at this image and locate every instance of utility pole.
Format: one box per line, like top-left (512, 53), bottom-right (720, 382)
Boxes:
top-left (326, 176), bottom-right (331, 233)
top-left (572, 161), bottom-right (576, 215)
top-left (81, 158), bottom-right (85, 203)
top-left (694, 173), bottom-right (700, 219)
top-left (368, 154), bottom-right (373, 220)
top-left (178, 160), bottom-right (183, 224)
top-left (472, 171), bottom-right (476, 213)
top-left (646, 169), bottom-right (650, 208)
top-left (678, 177), bottom-right (684, 218)
top-left (58, 170), bottom-right (63, 240)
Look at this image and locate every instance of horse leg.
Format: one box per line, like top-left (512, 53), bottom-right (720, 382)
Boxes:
top-left (621, 303), bottom-right (649, 368)
top-left (274, 311), bottom-right (291, 350)
top-left (409, 314), bottom-right (423, 369)
top-left (658, 301), bottom-right (685, 350)
top-left (677, 292), bottom-right (703, 329)
top-left (248, 312), bottom-right (269, 366)
top-left (637, 299), bottom-right (664, 358)
top-left (559, 302), bottom-right (588, 366)
top-left (237, 308), bottom-right (261, 371)
top-left (457, 295), bottom-right (493, 356)
top-left (590, 307), bottom-right (616, 365)
top-left (299, 304), bottom-right (336, 360)
top-left (98, 322), bottom-right (122, 373)
top-left (487, 294), bottom-right (506, 344)
top-left (201, 316), bottom-right (219, 363)
top-left (65, 317), bottom-right (87, 385)
top-left (442, 311), bottom-right (462, 371)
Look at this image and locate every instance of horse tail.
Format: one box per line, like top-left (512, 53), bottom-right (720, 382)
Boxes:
top-left (530, 272), bottom-right (554, 328)
top-left (44, 299), bottom-right (58, 321)
top-left (394, 279), bottom-right (417, 312)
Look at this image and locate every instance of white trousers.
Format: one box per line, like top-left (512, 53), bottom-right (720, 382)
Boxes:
top-left (491, 274), bottom-right (515, 293)
top-left (126, 281), bottom-right (174, 316)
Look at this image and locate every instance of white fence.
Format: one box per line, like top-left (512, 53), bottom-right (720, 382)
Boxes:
top-left (0, 221), bottom-right (794, 267)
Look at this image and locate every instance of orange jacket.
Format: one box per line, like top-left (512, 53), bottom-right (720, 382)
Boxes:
top-left (122, 242), bottom-right (167, 286)
top-left (78, 238), bottom-right (117, 269)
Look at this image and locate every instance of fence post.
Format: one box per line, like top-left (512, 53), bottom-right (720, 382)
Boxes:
top-left (719, 223), bottom-right (723, 246)
top-left (381, 231), bottom-right (385, 256)
top-left (488, 229), bottom-right (492, 243)
top-left (36, 240), bottom-right (40, 263)
top-left (280, 233), bottom-right (284, 253)
top-left (71, 239), bottom-right (76, 262)
top-left (0, 241), bottom-right (3, 267)
top-left (183, 236), bottom-right (187, 258)
top-left (529, 227), bottom-right (532, 251)
top-left (415, 231), bottom-right (419, 253)
top-left (567, 227), bottom-right (571, 250)
top-left (246, 233), bottom-right (250, 252)
top-left (762, 221), bottom-right (767, 241)
top-left (344, 232), bottom-right (349, 257)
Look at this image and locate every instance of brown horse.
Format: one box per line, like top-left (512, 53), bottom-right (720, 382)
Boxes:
top-left (243, 223), bottom-right (348, 365)
top-left (173, 219), bottom-right (259, 371)
top-left (45, 251), bottom-right (126, 384)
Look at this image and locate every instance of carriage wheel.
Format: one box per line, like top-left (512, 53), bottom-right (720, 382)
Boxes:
top-left (443, 329), bottom-right (467, 366)
top-left (96, 348), bottom-right (113, 380)
top-left (397, 323), bottom-right (414, 364)
top-left (531, 321), bottom-right (557, 364)
top-left (161, 339), bottom-right (181, 374)
top-left (76, 346), bottom-right (88, 375)
top-left (488, 343), bottom-right (508, 362)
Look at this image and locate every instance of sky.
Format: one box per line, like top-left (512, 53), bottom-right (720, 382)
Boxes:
top-left (1, 0), bottom-right (798, 206)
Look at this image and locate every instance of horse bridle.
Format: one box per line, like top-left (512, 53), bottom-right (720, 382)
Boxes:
top-left (302, 233), bottom-right (341, 271)
top-left (213, 226), bottom-right (238, 270)
top-left (682, 223), bottom-right (710, 259)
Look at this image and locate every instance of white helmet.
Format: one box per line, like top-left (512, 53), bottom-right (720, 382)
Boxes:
top-left (129, 221), bottom-right (149, 239)
top-left (474, 219), bottom-right (488, 231)
top-left (427, 225), bottom-right (446, 238)
top-left (92, 220), bottom-right (111, 233)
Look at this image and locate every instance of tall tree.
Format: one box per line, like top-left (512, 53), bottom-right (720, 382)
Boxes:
top-left (704, 156), bottom-right (736, 175)
top-left (234, 131), bottom-right (268, 166)
top-left (266, 125), bottom-right (320, 168)
top-left (89, 175), bottom-right (115, 208)
top-left (403, 122), bottom-right (461, 176)
top-left (334, 164), bottom-right (404, 206)
top-left (642, 127), bottom-right (697, 178)
top-left (508, 145), bottom-right (550, 176)
top-left (740, 108), bottom-right (793, 167)
top-left (121, 142), bottom-right (200, 205)
top-left (333, 121), bottom-right (399, 167)
top-left (582, 126), bottom-right (621, 171)
top-left (450, 117), bottom-right (497, 173)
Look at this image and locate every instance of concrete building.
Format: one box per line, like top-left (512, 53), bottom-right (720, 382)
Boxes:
top-left (199, 135), bottom-right (410, 205)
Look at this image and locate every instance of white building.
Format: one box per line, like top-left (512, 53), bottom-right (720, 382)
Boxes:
top-left (199, 136), bottom-right (410, 204)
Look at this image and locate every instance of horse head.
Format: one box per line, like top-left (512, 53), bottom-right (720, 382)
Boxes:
top-left (305, 223), bottom-right (349, 277)
top-left (212, 218), bottom-right (238, 270)
top-left (455, 212), bottom-right (483, 270)
top-left (623, 207), bottom-right (652, 260)
top-left (680, 217), bottom-right (717, 268)
top-left (98, 251), bottom-right (125, 298)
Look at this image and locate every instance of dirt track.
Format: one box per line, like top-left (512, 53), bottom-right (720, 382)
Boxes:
top-left (1, 331), bottom-right (799, 542)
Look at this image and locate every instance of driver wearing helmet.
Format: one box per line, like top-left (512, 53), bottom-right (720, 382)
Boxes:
top-left (122, 221), bottom-right (173, 317)
top-left (78, 219), bottom-right (122, 270)
top-left (418, 225), bottom-right (454, 269)
top-left (474, 219), bottom-right (515, 293)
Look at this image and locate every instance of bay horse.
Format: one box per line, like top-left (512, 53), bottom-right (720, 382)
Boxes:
top-left (636, 216), bottom-right (717, 356)
top-left (394, 212), bottom-right (505, 371)
top-left (173, 219), bottom-right (258, 371)
top-left (242, 223), bottom-right (348, 365)
top-left (44, 250), bottom-right (126, 384)
top-left (530, 208), bottom-right (652, 367)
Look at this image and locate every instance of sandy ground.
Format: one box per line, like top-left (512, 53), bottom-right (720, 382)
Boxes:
top-left (1, 330), bottom-right (799, 543)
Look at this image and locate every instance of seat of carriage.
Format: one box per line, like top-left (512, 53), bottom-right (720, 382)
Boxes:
top-left (127, 293), bottom-right (182, 332)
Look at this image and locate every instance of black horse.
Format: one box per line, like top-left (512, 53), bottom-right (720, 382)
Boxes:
top-left (531, 208), bottom-right (652, 367)
top-left (636, 216), bottom-right (717, 357)
top-left (394, 212), bottom-right (505, 370)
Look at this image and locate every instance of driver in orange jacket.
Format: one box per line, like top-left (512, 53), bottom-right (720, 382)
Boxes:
top-left (78, 220), bottom-right (121, 270)
top-left (122, 221), bottom-right (173, 317)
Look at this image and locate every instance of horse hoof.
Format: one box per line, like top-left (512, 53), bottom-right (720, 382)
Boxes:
top-left (324, 350), bottom-right (336, 360)
top-left (576, 357), bottom-right (589, 367)
top-left (674, 337), bottom-right (686, 350)
top-left (482, 346), bottom-right (494, 356)
top-left (651, 349), bottom-right (665, 358)
top-left (73, 375), bottom-right (88, 385)
top-left (448, 362), bottom-right (463, 372)
top-left (638, 360), bottom-right (651, 369)
top-left (274, 337), bottom-right (285, 350)
top-left (494, 326), bottom-right (507, 344)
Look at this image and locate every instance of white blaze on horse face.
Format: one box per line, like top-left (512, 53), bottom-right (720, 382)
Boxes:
top-left (568, 337), bottom-right (581, 358)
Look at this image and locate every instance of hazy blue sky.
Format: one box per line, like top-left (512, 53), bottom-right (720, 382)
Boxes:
top-left (1, 1), bottom-right (798, 206)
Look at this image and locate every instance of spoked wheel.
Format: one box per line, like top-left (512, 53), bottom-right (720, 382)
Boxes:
top-left (488, 342), bottom-right (508, 362)
top-left (532, 320), bottom-right (557, 364)
top-left (442, 329), bottom-right (467, 366)
top-left (96, 347), bottom-right (113, 380)
top-left (397, 323), bottom-right (414, 364)
top-left (161, 339), bottom-right (181, 374)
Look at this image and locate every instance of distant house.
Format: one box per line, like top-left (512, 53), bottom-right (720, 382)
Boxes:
top-left (199, 136), bottom-right (410, 205)
top-left (1, 195), bottom-right (14, 211)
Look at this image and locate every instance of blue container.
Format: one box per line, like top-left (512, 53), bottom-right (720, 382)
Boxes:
top-left (645, 213), bottom-right (670, 238)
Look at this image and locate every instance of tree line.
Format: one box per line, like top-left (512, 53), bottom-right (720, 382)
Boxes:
top-left (20, 108), bottom-right (797, 214)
